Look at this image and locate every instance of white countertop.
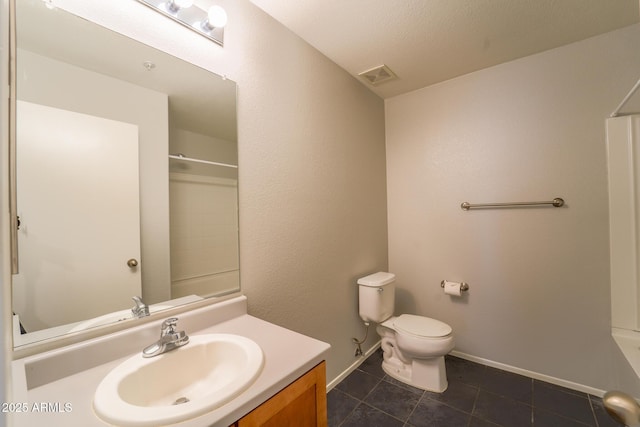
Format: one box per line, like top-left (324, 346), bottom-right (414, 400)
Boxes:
top-left (10, 296), bottom-right (330, 427)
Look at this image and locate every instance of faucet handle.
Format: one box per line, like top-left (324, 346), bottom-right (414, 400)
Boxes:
top-left (132, 296), bottom-right (144, 308)
top-left (131, 296), bottom-right (149, 318)
top-left (161, 317), bottom-right (179, 335)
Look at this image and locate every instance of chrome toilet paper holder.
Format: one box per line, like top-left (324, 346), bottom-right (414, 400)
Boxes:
top-left (441, 280), bottom-right (470, 292)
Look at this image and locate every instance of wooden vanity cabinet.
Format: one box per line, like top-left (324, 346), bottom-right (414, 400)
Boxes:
top-left (231, 361), bottom-right (327, 427)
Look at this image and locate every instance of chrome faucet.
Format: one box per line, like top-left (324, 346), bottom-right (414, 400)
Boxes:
top-left (131, 296), bottom-right (149, 318)
top-left (142, 317), bottom-right (189, 358)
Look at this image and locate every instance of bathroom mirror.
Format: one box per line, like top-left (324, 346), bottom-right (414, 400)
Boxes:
top-left (11, 0), bottom-right (239, 348)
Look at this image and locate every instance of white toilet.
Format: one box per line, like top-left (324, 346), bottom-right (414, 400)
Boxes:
top-left (358, 272), bottom-right (454, 392)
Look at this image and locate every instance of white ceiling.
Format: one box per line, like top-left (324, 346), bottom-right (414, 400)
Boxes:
top-left (250, 0), bottom-right (640, 99)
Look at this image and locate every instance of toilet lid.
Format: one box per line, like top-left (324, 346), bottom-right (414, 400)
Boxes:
top-left (394, 314), bottom-right (452, 338)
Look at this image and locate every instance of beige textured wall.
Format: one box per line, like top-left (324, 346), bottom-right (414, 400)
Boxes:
top-left (231, 3), bottom-right (388, 381)
top-left (52, 0), bottom-right (388, 383)
top-left (386, 24), bottom-right (640, 394)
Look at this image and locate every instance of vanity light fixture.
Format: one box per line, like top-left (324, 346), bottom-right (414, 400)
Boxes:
top-left (166, 0), bottom-right (194, 13)
top-left (142, 61), bottom-right (156, 71)
top-left (135, 0), bottom-right (227, 46)
top-left (42, 0), bottom-right (56, 10)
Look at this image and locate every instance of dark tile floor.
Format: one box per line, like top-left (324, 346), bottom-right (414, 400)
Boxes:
top-left (328, 349), bottom-right (622, 427)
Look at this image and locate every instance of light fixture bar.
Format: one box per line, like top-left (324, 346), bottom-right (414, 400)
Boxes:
top-left (135, 0), bottom-right (226, 46)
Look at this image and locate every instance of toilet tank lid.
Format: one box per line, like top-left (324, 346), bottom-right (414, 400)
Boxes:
top-left (357, 272), bottom-right (395, 287)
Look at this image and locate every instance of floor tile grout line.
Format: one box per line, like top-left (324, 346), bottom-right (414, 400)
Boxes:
top-left (336, 374), bottom-right (385, 426)
top-left (364, 375), bottom-right (425, 425)
top-left (400, 387), bottom-right (426, 427)
top-left (467, 383), bottom-right (482, 427)
top-left (335, 387), bottom-right (360, 427)
top-left (359, 400), bottom-right (414, 425)
top-left (362, 375), bottom-right (385, 402)
top-left (587, 394), bottom-right (601, 427)
top-left (529, 377), bottom-right (534, 425)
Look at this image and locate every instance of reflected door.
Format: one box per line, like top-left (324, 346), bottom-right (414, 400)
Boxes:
top-left (12, 101), bottom-right (142, 332)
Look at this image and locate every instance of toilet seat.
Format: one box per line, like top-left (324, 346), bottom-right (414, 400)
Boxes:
top-left (394, 314), bottom-right (452, 338)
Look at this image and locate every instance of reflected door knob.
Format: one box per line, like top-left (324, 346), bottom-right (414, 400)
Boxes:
top-left (127, 258), bottom-right (139, 268)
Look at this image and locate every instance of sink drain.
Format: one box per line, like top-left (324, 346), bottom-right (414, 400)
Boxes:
top-left (173, 397), bottom-right (190, 405)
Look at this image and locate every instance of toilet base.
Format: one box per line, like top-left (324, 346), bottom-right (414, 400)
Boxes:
top-left (381, 351), bottom-right (448, 393)
top-left (377, 322), bottom-right (451, 393)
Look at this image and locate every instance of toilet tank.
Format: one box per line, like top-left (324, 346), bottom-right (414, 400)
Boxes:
top-left (358, 272), bottom-right (395, 323)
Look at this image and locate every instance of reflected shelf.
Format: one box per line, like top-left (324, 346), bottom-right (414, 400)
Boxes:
top-left (169, 153), bottom-right (237, 169)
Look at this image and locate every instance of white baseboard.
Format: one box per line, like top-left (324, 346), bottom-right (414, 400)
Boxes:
top-left (326, 343), bottom-right (606, 397)
top-left (450, 350), bottom-right (606, 398)
top-left (326, 341), bottom-right (381, 391)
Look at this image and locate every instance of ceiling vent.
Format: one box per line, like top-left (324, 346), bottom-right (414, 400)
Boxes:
top-left (358, 64), bottom-right (397, 86)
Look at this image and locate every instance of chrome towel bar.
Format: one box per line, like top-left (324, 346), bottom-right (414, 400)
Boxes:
top-left (461, 197), bottom-right (564, 210)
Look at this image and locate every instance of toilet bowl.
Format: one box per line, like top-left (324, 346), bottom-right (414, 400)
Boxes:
top-left (358, 272), bottom-right (454, 393)
top-left (377, 315), bottom-right (454, 392)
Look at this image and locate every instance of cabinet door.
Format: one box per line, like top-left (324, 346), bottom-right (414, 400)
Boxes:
top-left (237, 362), bottom-right (327, 427)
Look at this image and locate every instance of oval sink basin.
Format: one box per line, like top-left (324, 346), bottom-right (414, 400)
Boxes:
top-left (93, 334), bottom-right (264, 426)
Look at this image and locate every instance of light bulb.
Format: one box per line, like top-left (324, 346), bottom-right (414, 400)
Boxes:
top-left (207, 5), bottom-right (228, 29)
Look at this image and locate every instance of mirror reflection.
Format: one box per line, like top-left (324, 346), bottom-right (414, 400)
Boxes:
top-left (12, 0), bottom-right (239, 347)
